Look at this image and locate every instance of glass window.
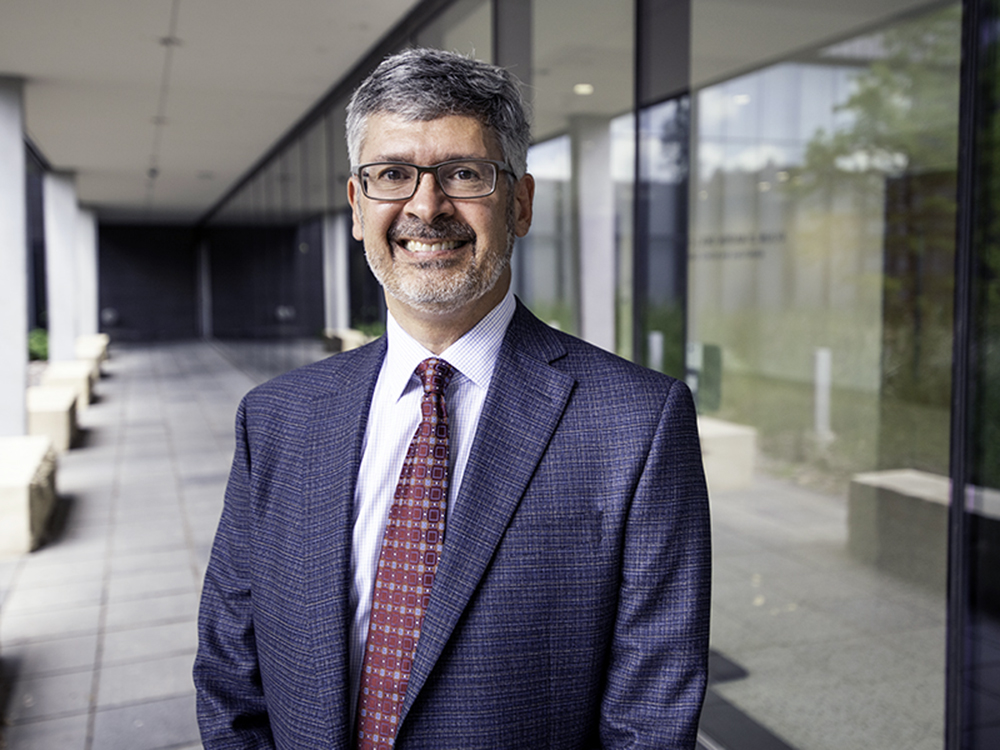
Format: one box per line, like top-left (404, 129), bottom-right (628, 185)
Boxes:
top-left (280, 141), bottom-right (303, 220)
top-left (511, 0), bottom-right (634, 345)
top-left (302, 117), bottom-right (328, 215)
top-left (688, 5), bottom-right (961, 750)
top-left (637, 95), bottom-right (689, 377)
top-left (513, 135), bottom-right (574, 331)
top-left (328, 104), bottom-right (350, 212)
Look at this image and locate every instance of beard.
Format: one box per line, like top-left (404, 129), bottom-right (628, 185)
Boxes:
top-left (361, 193), bottom-right (516, 315)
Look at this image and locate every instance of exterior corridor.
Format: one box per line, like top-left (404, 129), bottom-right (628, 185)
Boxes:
top-left (0, 343), bottom-right (258, 749)
top-left (0, 339), bottom-right (952, 750)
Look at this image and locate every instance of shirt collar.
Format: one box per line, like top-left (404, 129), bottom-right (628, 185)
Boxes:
top-left (383, 287), bottom-right (515, 401)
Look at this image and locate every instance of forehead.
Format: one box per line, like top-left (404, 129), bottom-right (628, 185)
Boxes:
top-left (360, 113), bottom-right (500, 163)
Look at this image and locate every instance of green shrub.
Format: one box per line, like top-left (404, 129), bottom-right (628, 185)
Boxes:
top-left (28, 328), bottom-right (48, 361)
top-left (355, 321), bottom-right (386, 338)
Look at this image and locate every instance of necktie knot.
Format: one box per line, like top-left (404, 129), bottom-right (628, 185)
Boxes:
top-left (417, 357), bottom-right (455, 396)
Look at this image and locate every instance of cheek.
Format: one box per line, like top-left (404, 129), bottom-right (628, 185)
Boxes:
top-left (359, 206), bottom-right (398, 245)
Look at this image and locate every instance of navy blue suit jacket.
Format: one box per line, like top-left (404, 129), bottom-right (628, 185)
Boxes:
top-left (194, 301), bottom-right (711, 749)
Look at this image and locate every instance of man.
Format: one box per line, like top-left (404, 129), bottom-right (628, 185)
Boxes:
top-left (194, 48), bottom-right (710, 749)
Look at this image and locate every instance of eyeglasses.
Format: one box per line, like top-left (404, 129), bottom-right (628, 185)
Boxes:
top-left (354, 159), bottom-right (511, 201)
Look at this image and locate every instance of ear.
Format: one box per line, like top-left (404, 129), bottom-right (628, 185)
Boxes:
top-left (513, 174), bottom-right (534, 238)
top-left (347, 176), bottom-right (365, 241)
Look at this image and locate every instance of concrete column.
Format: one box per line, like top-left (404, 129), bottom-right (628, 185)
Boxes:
top-left (574, 116), bottom-right (616, 352)
top-left (76, 208), bottom-right (98, 336)
top-left (0, 78), bottom-right (27, 436)
top-left (323, 212), bottom-right (351, 331)
top-left (43, 172), bottom-right (78, 362)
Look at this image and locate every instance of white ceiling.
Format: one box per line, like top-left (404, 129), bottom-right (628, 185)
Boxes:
top-left (0, 0), bottom-right (423, 222)
top-left (0, 0), bottom-right (947, 224)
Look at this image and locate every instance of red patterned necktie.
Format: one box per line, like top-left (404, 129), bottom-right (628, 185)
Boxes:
top-left (356, 357), bottom-right (455, 750)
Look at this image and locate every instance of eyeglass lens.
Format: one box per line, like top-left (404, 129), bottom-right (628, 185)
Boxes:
top-left (361, 160), bottom-right (498, 199)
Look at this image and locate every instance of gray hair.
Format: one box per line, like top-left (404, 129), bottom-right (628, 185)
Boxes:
top-left (346, 48), bottom-right (531, 179)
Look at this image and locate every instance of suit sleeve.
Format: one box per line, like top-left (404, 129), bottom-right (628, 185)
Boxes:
top-left (599, 379), bottom-right (712, 749)
top-left (193, 397), bottom-right (276, 749)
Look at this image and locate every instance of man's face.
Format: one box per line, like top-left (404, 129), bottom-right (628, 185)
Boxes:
top-left (348, 113), bottom-right (533, 318)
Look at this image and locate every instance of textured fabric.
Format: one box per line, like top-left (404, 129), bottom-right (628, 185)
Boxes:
top-left (356, 359), bottom-right (455, 749)
top-left (350, 290), bottom-right (513, 714)
top-left (194, 300), bottom-right (712, 750)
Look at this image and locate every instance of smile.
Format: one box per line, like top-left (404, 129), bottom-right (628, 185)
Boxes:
top-left (402, 239), bottom-right (465, 253)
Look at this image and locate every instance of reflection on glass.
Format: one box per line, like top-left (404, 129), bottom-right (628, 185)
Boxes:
top-left (690, 6), bottom-right (960, 749)
top-left (328, 104), bottom-right (351, 212)
top-left (515, 0), bottom-right (634, 345)
top-left (638, 95), bottom-right (689, 378)
top-left (612, 111), bottom-right (635, 361)
top-left (281, 142), bottom-right (303, 220)
top-left (515, 136), bottom-right (575, 331)
top-left (302, 118), bottom-right (327, 215)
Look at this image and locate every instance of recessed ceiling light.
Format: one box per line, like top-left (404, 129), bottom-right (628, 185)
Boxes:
top-left (733, 94), bottom-right (751, 105)
top-left (573, 83), bottom-right (595, 96)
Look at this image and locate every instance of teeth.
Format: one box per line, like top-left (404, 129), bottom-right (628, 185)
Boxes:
top-left (404, 240), bottom-right (462, 253)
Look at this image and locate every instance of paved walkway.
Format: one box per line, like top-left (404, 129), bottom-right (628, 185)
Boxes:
top-left (0, 339), bottom-right (951, 750)
top-left (0, 342), bottom-right (260, 750)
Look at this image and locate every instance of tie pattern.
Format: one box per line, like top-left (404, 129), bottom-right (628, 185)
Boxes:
top-left (356, 358), bottom-right (455, 749)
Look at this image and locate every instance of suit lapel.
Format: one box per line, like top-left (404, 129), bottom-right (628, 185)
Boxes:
top-left (301, 338), bottom-right (386, 749)
top-left (401, 304), bottom-right (576, 720)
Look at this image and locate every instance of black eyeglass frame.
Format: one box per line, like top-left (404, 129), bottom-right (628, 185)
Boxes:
top-left (353, 159), bottom-right (513, 201)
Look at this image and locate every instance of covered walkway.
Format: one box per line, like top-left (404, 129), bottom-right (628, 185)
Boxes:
top-left (0, 342), bottom-right (270, 749)
top-left (0, 340), bottom-right (950, 750)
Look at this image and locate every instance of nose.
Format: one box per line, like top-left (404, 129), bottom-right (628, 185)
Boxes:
top-left (404, 171), bottom-right (455, 225)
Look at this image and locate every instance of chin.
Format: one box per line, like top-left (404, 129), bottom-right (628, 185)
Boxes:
top-left (386, 262), bottom-right (508, 316)
top-left (390, 278), bottom-right (487, 315)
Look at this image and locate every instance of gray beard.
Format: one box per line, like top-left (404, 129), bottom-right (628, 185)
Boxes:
top-left (359, 192), bottom-right (516, 315)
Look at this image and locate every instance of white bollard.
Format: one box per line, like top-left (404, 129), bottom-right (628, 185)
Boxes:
top-left (814, 347), bottom-right (834, 443)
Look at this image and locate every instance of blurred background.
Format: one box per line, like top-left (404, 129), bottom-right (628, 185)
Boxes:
top-left (1, 0), bottom-right (998, 748)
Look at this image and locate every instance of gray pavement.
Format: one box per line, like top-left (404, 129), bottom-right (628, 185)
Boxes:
top-left (0, 342), bottom-right (261, 750)
top-left (0, 339), bottom-right (950, 750)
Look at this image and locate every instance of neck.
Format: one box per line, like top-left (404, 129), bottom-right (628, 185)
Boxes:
top-left (387, 271), bottom-right (510, 354)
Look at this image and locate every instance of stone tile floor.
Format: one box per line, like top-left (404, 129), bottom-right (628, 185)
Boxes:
top-left (0, 339), bottom-right (955, 750)
top-left (0, 342), bottom-right (263, 750)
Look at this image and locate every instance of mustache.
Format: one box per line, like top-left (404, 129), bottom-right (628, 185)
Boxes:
top-left (388, 217), bottom-right (476, 244)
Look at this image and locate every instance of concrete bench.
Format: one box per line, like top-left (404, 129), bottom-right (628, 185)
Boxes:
top-left (75, 334), bottom-right (110, 382)
top-left (40, 360), bottom-right (94, 411)
top-left (0, 436), bottom-right (57, 555)
top-left (75, 333), bottom-right (110, 363)
top-left (848, 469), bottom-right (949, 592)
top-left (698, 416), bottom-right (757, 493)
top-left (323, 328), bottom-right (374, 353)
top-left (27, 385), bottom-right (78, 452)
